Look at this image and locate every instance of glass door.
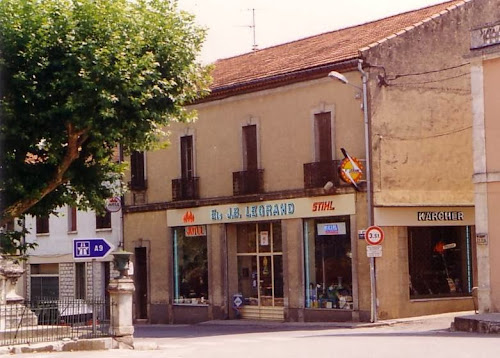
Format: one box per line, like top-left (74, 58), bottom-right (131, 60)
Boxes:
top-left (237, 222), bottom-right (283, 309)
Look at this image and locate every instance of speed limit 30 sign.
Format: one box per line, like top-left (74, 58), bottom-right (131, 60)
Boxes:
top-left (365, 226), bottom-right (384, 245)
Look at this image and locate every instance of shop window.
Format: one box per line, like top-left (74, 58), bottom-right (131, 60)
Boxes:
top-left (30, 263), bottom-right (59, 300)
top-left (36, 216), bottom-right (49, 234)
top-left (173, 227), bottom-right (208, 304)
top-left (304, 217), bottom-right (353, 309)
top-left (96, 211), bottom-right (111, 230)
top-left (408, 226), bottom-right (473, 299)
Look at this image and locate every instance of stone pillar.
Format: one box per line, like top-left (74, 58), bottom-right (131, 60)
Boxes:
top-left (0, 257), bottom-right (37, 331)
top-left (108, 277), bottom-right (135, 349)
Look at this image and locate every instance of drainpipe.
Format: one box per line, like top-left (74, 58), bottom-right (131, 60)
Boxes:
top-left (358, 60), bottom-right (373, 227)
top-left (358, 60), bottom-right (377, 323)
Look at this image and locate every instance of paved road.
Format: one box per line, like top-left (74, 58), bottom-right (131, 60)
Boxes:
top-left (12, 311), bottom-right (500, 358)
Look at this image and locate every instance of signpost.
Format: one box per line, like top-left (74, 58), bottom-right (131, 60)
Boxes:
top-left (73, 238), bottom-right (115, 260)
top-left (365, 226), bottom-right (384, 323)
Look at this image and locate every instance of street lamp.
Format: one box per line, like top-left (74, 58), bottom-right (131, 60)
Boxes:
top-left (328, 60), bottom-right (377, 322)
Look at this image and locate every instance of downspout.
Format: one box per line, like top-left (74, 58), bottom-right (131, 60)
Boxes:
top-left (358, 59), bottom-right (377, 323)
top-left (358, 60), bottom-right (373, 227)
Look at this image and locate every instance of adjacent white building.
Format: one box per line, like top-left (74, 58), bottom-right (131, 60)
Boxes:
top-left (22, 206), bottom-right (122, 302)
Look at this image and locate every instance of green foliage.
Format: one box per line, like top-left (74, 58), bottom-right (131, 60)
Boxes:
top-left (0, 0), bottom-right (211, 224)
top-left (0, 219), bottom-right (37, 260)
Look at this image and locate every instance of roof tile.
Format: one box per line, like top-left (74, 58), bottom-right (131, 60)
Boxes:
top-left (210, 0), bottom-right (465, 91)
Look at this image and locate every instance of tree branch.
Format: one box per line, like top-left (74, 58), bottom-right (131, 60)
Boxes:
top-left (0, 124), bottom-right (89, 226)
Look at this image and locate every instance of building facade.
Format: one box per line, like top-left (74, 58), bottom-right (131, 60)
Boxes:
top-left (23, 206), bottom-right (121, 302)
top-left (123, 0), bottom-right (484, 323)
top-left (468, 0), bottom-right (500, 313)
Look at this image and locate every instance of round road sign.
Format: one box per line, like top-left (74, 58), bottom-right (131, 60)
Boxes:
top-left (365, 226), bottom-right (384, 245)
top-left (106, 197), bottom-right (122, 212)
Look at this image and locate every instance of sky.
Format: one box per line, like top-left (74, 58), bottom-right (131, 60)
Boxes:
top-left (177, 0), bottom-right (452, 63)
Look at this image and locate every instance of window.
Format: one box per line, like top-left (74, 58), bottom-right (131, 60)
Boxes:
top-left (75, 262), bottom-right (86, 299)
top-left (36, 216), bottom-right (49, 234)
top-left (173, 227), bottom-right (208, 304)
top-left (180, 135), bottom-right (194, 179)
top-left (96, 211), bottom-right (111, 230)
top-left (130, 151), bottom-right (146, 190)
top-left (304, 216), bottom-right (353, 309)
top-left (314, 112), bottom-right (332, 162)
top-left (68, 206), bottom-right (77, 232)
top-left (30, 264), bottom-right (59, 300)
top-left (242, 124), bottom-right (258, 170)
top-left (408, 226), bottom-right (473, 299)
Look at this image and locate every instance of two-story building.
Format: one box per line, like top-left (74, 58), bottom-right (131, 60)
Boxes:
top-left (123, 0), bottom-right (485, 323)
top-left (23, 206), bottom-right (121, 303)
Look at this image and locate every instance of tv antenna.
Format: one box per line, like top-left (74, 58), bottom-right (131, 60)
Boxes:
top-left (248, 8), bottom-right (258, 51)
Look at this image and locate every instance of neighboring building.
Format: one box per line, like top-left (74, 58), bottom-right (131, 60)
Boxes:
top-left (467, 1), bottom-right (500, 313)
top-left (23, 206), bottom-right (121, 302)
top-left (123, 0), bottom-right (485, 323)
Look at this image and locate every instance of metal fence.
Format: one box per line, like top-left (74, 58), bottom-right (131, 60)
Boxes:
top-left (0, 297), bottom-right (111, 346)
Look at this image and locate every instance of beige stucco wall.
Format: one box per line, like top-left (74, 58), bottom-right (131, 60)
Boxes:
top-left (483, 58), bottom-right (500, 312)
top-left (124, 210), bottom-right (169, 322)
top-left (363, 3), bottom-right (474, 207)
top-left (124, 74), bottom-right (365, 205)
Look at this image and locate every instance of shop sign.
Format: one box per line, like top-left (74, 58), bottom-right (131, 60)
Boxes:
top-left (374, 207), bottom-right (474, 227)
top-left (210, 202), bottom-right (296, 222)
top-left (167, 194), bottom-right (356, 227)
top-left (105, 197), bottom-right (121, 212)
top-left (185, 225), bottom-right (206, 237)
top-left (417, 211), bottom-right (464, 222)
top-left (317, 222), bottom-right (346, 235)
top-left (471, 22), bottom-right (500, 49)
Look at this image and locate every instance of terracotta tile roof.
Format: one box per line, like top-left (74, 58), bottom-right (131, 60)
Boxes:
top-left (209, 0), bottom-right (466, 95)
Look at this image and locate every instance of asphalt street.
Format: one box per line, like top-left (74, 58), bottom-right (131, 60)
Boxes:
top-left (10, 311), bottom-right (500, 358)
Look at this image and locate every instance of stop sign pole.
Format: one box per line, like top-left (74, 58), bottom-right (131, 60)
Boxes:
top-left (365, 226), bottom-right (384, 323)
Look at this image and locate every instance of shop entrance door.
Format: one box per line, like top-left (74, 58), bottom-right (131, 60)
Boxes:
top-left (236, 222), bottom-right (284, 320)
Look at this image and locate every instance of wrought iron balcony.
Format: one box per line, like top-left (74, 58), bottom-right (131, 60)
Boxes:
top-left (233, 169), bottom-right (264, 195)
top-left (172, 177), bottom-right (200, 201)
top-left (303, 160), bottom-right (342, 189)
top-left (128, 178), bottom-right (147, 191)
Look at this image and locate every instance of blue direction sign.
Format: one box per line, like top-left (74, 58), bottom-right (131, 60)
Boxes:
top-left (73, 238), bottom-right (115, 260)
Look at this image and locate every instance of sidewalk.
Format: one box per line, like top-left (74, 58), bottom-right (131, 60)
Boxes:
top-left (452, 312), bottom-right (500, 333)
top-left (197, 310), bottom-right (474, 330)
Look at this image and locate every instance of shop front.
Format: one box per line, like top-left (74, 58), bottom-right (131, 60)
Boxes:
top-left (166, 194), bottom-right (359, 322)
top-left (374, 206), bottom-right (477, 319)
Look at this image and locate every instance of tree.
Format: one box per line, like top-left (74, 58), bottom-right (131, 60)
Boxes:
top-left (0, 0), bottom-right (211, 234)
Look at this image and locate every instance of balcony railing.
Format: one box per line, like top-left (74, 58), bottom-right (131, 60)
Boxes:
top-left (172, 177), bottom-right (199, 201)
top-left (128, 178), bottom-right (147, 191)
top-left (303, 160), bottom-right (343, 189)
top-left (233, 169), bottom-right (264, 195)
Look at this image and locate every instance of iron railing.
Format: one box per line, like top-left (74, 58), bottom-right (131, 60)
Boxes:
top-left (0, 297), bottom-right (110, 346)
top-left (233, 169), bottom-right (264, 195)
top-left (172, 177), bottom-right (200, 201)
top-left (303, 160), bottom-right (342, 189)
